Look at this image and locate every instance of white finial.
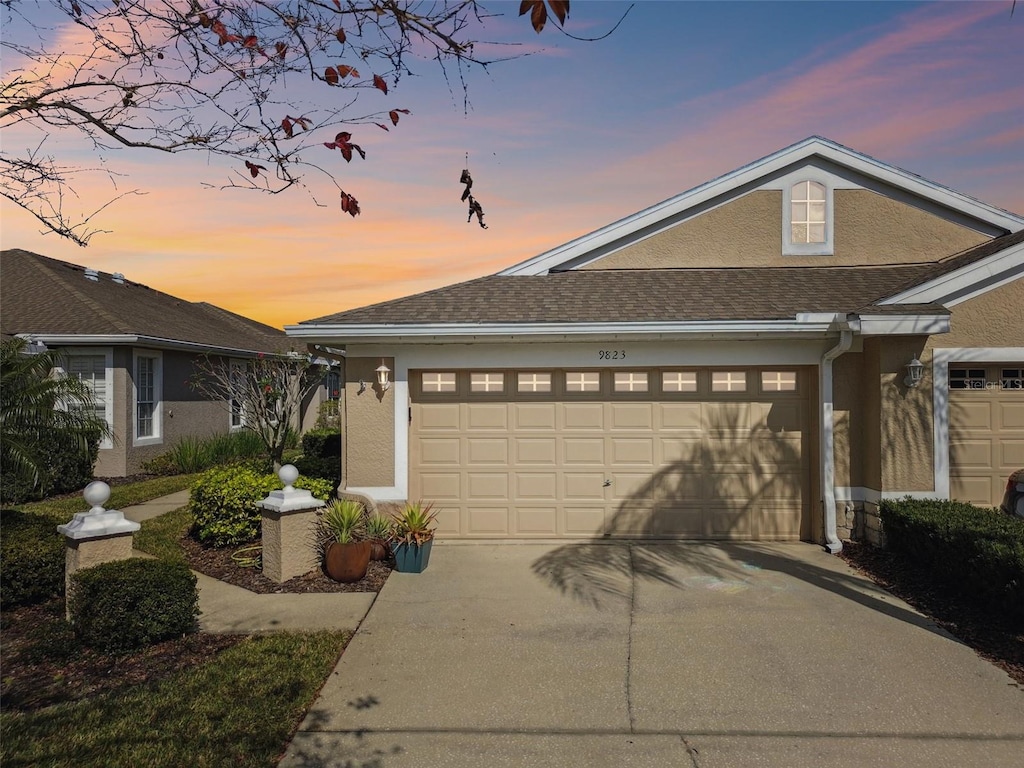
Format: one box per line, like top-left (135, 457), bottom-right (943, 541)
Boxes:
top-left (83, 481), bottom-right (111, 513)
top-left (279, 464), bottom-right (299, 490)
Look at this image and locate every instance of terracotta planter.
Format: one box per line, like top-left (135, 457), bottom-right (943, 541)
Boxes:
top-left (368, 539), bottom-right (389, 561)
top-left (324, 541), bottom-right (371, 583)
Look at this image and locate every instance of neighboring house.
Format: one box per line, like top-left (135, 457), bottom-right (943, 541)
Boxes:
top-left (1, 249), bottom-right (329, 477)
top-left (287, 137), bottom-right (1023, 550)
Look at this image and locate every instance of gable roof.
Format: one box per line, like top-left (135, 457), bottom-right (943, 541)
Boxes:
top-left (499, 137), bottom-right (1024, 277)
top-left (1, 249), bottom-right (292, 355)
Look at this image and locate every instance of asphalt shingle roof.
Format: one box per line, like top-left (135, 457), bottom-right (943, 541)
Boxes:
top-left (1, 249), bottom-right (292, 353)
top-left (302, 230), bottom-right (1022, 326)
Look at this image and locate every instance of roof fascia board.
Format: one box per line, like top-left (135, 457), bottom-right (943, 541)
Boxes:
top-left (499, 138), bottom-right (1023, 277)
top-left (19, 333), bottom-right (279, 358)
top-left (879, 242), bottom-right (1024, 307)
top-left (855, 315), bottom-right (951, 336)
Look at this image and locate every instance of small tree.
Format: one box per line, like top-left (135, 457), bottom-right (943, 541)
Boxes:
top-left (190, 352), bottom-right (326, 470)
top-left (0, 337), bottom-right (113, 502)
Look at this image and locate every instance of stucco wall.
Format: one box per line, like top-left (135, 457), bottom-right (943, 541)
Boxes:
top-left (930, 278), bottom-right (1024, 350)
top-left (582, 189), bottom-right (987, 270)
top-left (94, 348), bottom-right (129, 478)
top-left (878, 337), bottom-right (934, 492)
top-left (343, 357), bottom-right (395, 488)
top-left (832, 353), bottom-right (863, 489)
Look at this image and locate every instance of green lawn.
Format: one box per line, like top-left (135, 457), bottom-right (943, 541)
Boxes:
top-left (134, 505), bottom-right (194, 564)
top-left (14, 474), bottom-right (200, 523)
top-left (0, 631), bottom-right (348, 768)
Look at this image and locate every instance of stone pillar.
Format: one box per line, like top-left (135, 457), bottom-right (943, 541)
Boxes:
top-left (258, 464), bottom-right (325, 583)
top-left (58, 481), bottom-right (141, 619)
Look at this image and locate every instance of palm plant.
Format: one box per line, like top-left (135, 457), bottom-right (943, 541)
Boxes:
top-left (365, 513), bottom-right (392, 541)
top-left (320, 499), bottom-right (365, 544)
top-left (390, 501), bottom-right (439, 546)
top-left (1, 338), bottom-right (112, 499)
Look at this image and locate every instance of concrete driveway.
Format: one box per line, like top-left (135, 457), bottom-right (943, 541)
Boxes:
top-left (281, 542), bottom-right (1024, 767)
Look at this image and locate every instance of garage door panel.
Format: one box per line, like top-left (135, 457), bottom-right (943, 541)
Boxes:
top-left (515, 438), bottom-right (557, 465)
top-left (563, 403), bottom-right (604, 430)
top-left (514, 403), bottom-right (557, 430)
top-left (607, 504), bottom-right (654, 535)
top-left (950, 439), bottom-right (992, 468)
top-left (703, 471), bottom-right (751, 500)
top-left (953, 400), bottom-right (992, 430)
top-left (649, 471), bottom-right (703, 502)
top-left (752, 435), bottom-right (803, 468)
top-left (467, 438), bottom-right (508, 465)
top-left (754, 472), bottom-right (803, 501)
top-left (564, 438), bottom-right (604, 465)
top-left (466, 403), bottom-right (508, 430)
top-left (758, 505), bottom-right (803, 540)
top-left (647, 505), bottom-right (705, 536)
top-left (515, 472), bottom-right (557, 500)
top-left (434, 505), bottom-right (462, 536)
top-left (515, 508), bottom-right (558, 535)
top-left (709, 505), bottom-right (752, 538)
top-left (610, 472), bottom-right (655, 501)
top-left (705, 437), bottom-right (751, 466)
top-left (467, 473), bottom-right (509, 500)
top-left (564, 472), bottom-right (605, 500)
top-left (659, 403), bottom-right (702, 431)
top-left (610, 403), bottom-right (654, 430)
top-left (752, 401), bottom-right (804, 433)
top-left (951, 476), bottom-right (995, 505)
top-left (419, 473), bottom-right (460, 500)
top-left (564, 507), bottom-right (605, 534)
top-left (703, 402), bottom-right (751, 431)
top-left (610, 438), bottom-right (655, 465)
top-left (467, 507), bottom-right (510, 535)
top-left (1002, 440), bottom-right (1024, 467)
top-left (1000, 402), bottom-right (1024, 430)
top-left (418, 403), bottom-right (461, 431)
top-left (418, 438), bottom-right (460, 465)
top-left (659, 437), bottom-right (702, 465)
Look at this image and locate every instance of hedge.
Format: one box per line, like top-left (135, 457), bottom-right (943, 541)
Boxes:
top-left (69, 558), bottom-right (199, 653)
top-left (189, 465), bottom-right (334, 547)
top-left (293, 429), bottom-right (341, 488)
top-left (880, 498), bottom-right (1024, 624)
top-left (0, 510), bottom-right (65, 609)
top-left (0, 427), bottom-right (100, 505)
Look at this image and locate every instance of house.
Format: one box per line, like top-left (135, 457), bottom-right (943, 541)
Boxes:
top-left (1, 249), bottom-right (330, 477)
top-left (286, 137), bottom-right (1024, 550)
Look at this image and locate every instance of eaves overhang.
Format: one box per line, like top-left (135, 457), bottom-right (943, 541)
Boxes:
top-left (17, 333), bottom-right (284, 358)
top-left (853, 314), bottom-right (951, 336)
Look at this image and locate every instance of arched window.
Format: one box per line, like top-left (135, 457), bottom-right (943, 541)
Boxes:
top-left (790, 180), bottom-right (826, 244)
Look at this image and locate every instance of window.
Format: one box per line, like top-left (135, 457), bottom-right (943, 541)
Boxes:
top-left (230, 359), bottom-right (247, 428)
top-left (471, 372), bottom-right (504, 393)
top-left (791, 181), bottom-right (826, 244)
top-left (1001, 368), bottom-right (1023, 391)
top-left (613, 372), bottom-right (648, 392)
top-left (517, 372), bottom-right (551, 393)
top-left (566, 371), bottom-right (600, 392)
top-left (949, 368), bottom-right (987, 390)
top-left (134, 353), bottom-right (161, 441)
top-left (422, 372), bottom-right (456, 393)
top-left (712, 371), bottom-right (747, 392)
top-left (326, 370), bottom-right (341, 400)
top-left (662, 371), bottom-right (697, 393)
top-left (63, 349), bottom-right (113, 449)
top-left (761, 371), bottom-right (797, 392)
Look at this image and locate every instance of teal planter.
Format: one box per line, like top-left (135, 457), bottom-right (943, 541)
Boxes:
top-left (391, 540), bottom-right (433, 573)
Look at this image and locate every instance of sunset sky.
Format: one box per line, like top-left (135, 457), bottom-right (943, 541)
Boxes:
top-left (2, 1), bottom-right (1022, 330)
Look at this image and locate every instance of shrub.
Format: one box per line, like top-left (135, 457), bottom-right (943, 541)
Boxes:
top-left (0, 427), bottom-right (100, 504)
top-left (294, 428), bottom-right (341, 488)
top-left (189, 465), bottom-right (334, 547)
top-left (880, 498), bottom-right (1024, 624)
top-left (142, 430), bottom-right (268, 476)
top-left (0, 510), bottom-right (65, 609)
top-left (69, 558), bottom-right (199, 653)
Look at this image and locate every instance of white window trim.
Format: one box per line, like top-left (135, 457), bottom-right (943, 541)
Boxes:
top-left (61, 347), bottom-right (115, 450)
top-left (132, 349), bottom-right (163, 446)
top-left (783, 172), bottom-right (834, 257)
top-left (229, 359), bottom-right (248, 430)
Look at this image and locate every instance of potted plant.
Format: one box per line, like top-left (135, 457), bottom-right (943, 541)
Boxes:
top-left (390, 501), bottom-right (438, 573)
top-left (365, 512), bottom-right (392, 561)
top-left (321, 499), bottom-right (371, 583)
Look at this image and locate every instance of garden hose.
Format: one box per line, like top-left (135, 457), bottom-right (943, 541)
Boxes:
top-left (231, 545), bottom-right (263, 569)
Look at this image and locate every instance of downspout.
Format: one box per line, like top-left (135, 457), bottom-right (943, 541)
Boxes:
top-left (308, 344), bottom-right (347, 490)
top-left (820, 320), bottom-right (853, 554)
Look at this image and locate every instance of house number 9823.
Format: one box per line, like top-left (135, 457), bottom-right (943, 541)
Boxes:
top-left (598, 350), bottom-right (626, 360)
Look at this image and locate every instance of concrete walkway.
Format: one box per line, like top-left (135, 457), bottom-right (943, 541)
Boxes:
top-left (282, 541), bottom-right (1024, 768)
top-left (120, 492), bottom-right (375, 634)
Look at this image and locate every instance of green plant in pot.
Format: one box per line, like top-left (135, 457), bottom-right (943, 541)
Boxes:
top-left (321, 499), bottom-right (371, 583)
top-left (365, 512), bottom-right (393, 561)
top-left (390, 501), bottom-right (438, 573)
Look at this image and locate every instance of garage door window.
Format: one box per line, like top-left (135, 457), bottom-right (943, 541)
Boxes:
top-left (517, 372), bottom-right (551, 393)
top-left (471, 372), bottom-right (504, 393)
top-left (566, 371), bottom-right (600, 392)
top-left (761, 371), bottom-right (797, 392)
top-left (712, 371), bottom-right (747, 392)
top-left (950, 368), bottom-right (986, 390)
top-left (662, 371), bottom-right (697, 393)
top-left (1001, 369), bottom-right (1023, 391)
top-left (614, 372), bottom-right (648, 392)
top-left (422, 372), bottom-right (457, 393)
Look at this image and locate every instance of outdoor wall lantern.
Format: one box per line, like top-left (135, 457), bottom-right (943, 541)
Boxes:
top-left (904, 357), bottom-right (924, 388)
top-left (376, 361), bottom-right (391, 392)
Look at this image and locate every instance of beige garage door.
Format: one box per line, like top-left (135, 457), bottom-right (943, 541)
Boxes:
top-left (950, 364), bottom-right (1024, 506)
top-left (410, 368), bottom-right (809, 540)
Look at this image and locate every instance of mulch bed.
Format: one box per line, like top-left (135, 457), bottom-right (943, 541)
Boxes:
top-left (840, 541), bottom-right (1024, 687)
top-left (0, 599), bottom-right (243, 712)
top-left (179, 534), bottom-right (392, 594)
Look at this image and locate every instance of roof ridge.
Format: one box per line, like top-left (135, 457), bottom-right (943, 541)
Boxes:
top-left (551, 262), bottom-right (932, 274)
top-left (25, 253), bottom-right (133, 333)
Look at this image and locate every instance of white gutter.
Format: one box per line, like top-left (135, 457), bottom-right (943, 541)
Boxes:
top-left (820, 320), bottom-right (854, 554)
top-left (18, 333), bottom-right (279, 358)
